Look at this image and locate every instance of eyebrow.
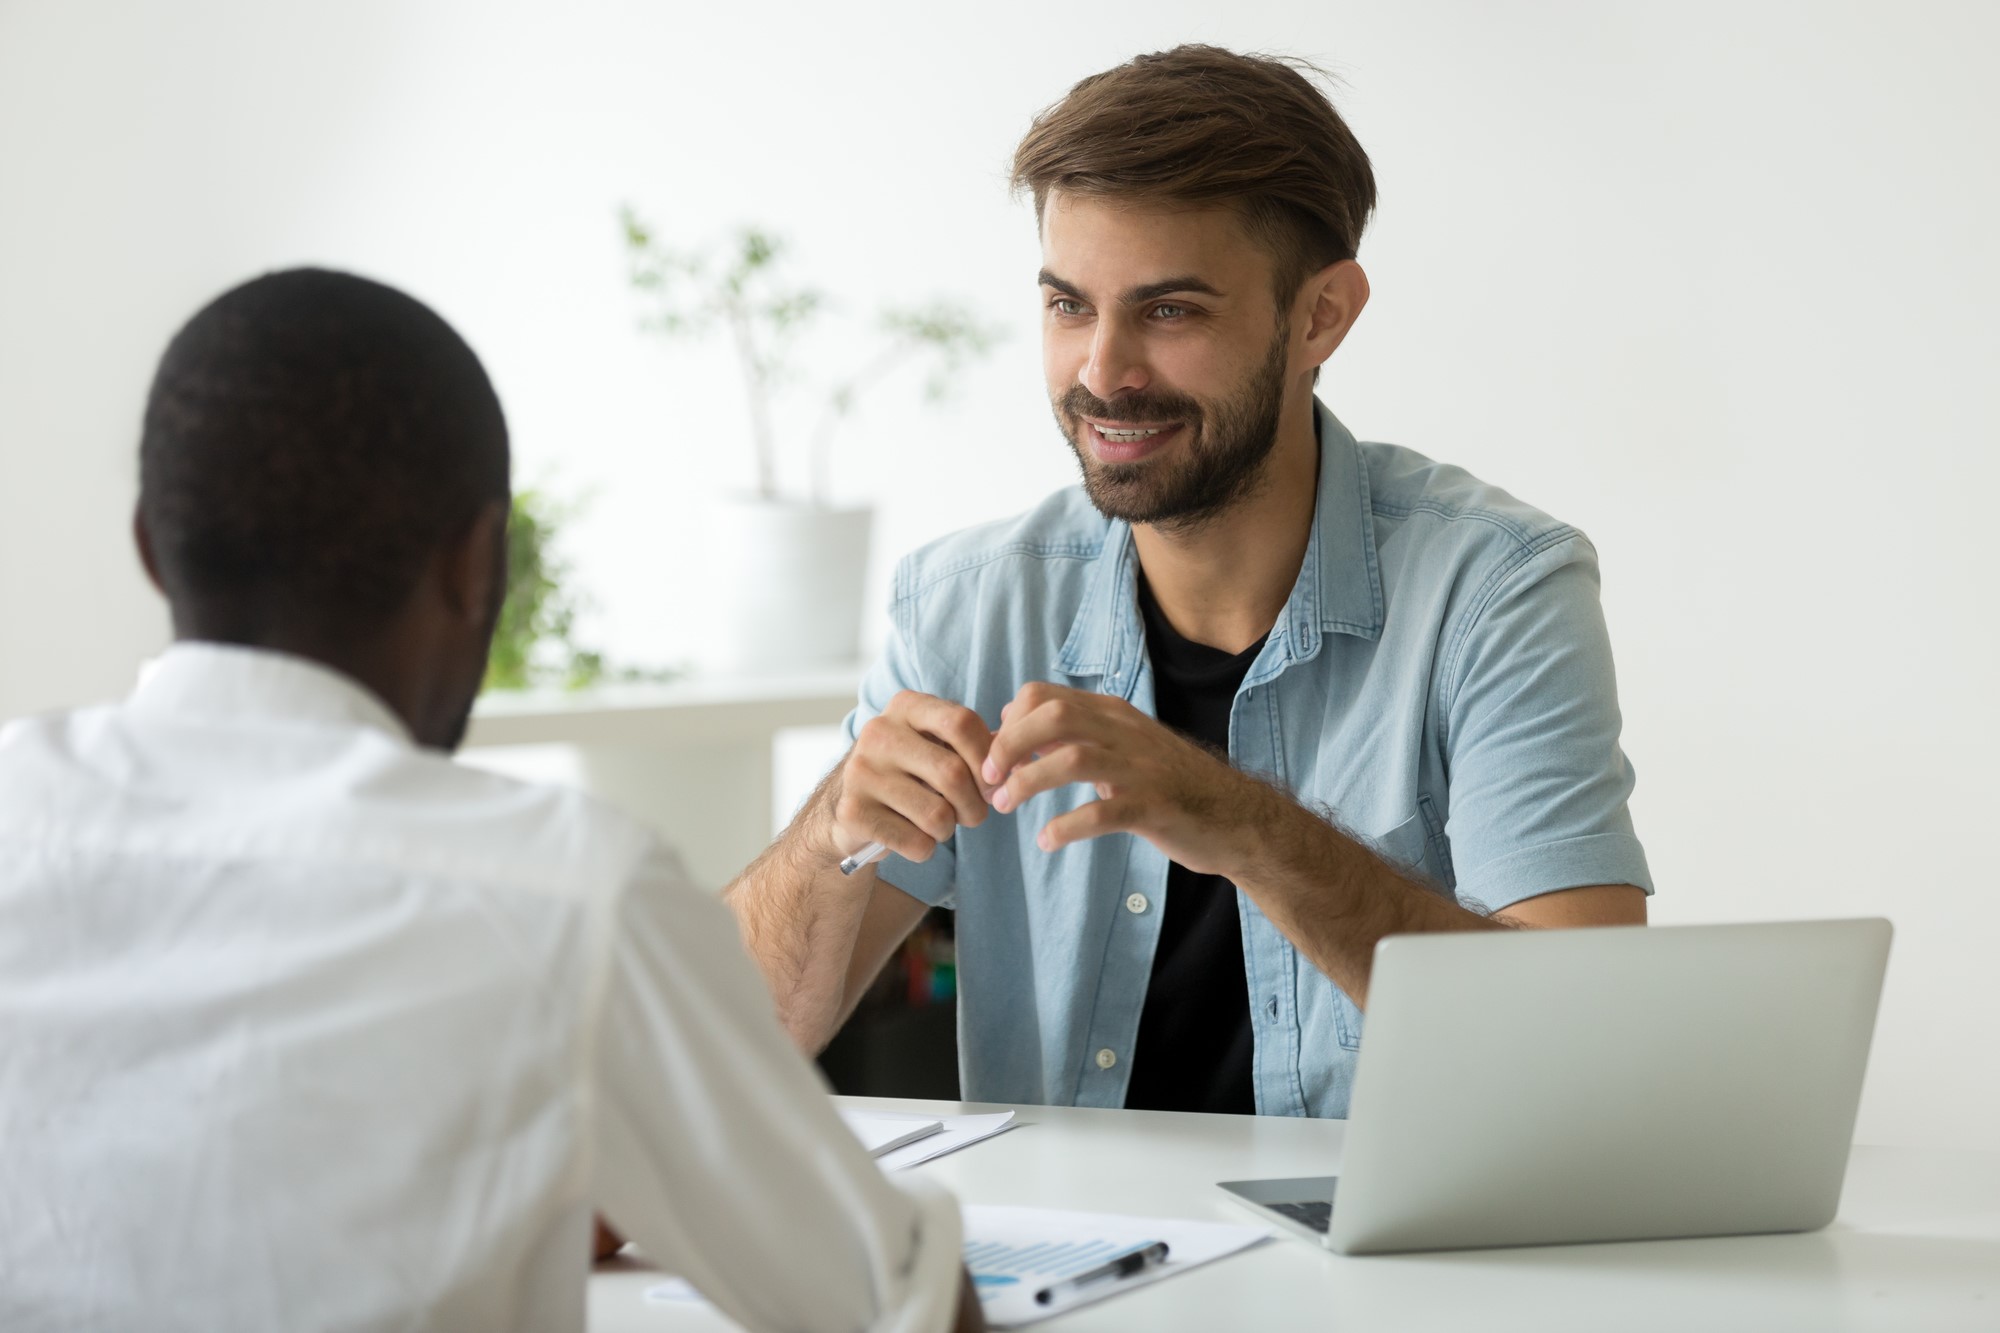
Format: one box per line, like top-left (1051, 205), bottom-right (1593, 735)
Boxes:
top-left (1038, 269), bottom-right (1226, 305)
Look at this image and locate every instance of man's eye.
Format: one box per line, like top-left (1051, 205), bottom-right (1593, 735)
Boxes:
top-left (1051, 298), bottom-right (1085, 316)
top-left (1153, 303), bottom-right (1188, 319)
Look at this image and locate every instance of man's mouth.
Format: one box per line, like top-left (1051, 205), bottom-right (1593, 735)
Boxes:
top-left (1083, 418), bottom-right (1185, 462)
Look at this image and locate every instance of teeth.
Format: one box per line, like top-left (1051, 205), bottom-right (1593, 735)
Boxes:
top-left (1100, 427), bottom-right (1165, 441)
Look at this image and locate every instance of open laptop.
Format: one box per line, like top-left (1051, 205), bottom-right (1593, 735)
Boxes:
top-left (1219, 918), bottom-right (1891, 1254)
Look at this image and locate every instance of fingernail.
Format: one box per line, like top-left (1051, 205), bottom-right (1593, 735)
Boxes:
top-left (1037, 828), bottom-right (1053, 852)
top-left (982, 758), bottom-right (1000, 785)
top-left (991, 786), bottom-right (1013, 814)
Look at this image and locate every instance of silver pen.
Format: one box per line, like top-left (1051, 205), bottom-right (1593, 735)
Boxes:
top-left (1032, 1240), bottom-right (1170, 1307)
top-left (838, 840), bottom-right (890, 876)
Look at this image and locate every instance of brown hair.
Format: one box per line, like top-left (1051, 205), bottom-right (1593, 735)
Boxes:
top-left (1011, 45), bottom-right (1377, 303)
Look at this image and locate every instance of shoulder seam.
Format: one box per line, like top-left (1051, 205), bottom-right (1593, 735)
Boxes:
top-left (1435, 526), bottom-right (1591, 743)
top-left (896, 540), bottom-right (1102, 604)
top-left (1369, 497), bottom-right (1554, 553)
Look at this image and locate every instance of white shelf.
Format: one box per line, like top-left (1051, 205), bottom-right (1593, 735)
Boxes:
top-left (465, 665), bottom-right (864, 750)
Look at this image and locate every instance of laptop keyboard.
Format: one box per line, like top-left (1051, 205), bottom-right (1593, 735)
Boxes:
top-left (1271, 1200), bottom-right (1333, 1233)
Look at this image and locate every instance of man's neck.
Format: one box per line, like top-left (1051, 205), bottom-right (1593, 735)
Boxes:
top-left (169, 607), bottom-right (453, 749)
top-left (1130, 392), bottom-right (1321, 654)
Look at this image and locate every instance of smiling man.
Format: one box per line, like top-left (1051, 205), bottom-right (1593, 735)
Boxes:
top-left (728, 45), bottom-right (1652, 1117)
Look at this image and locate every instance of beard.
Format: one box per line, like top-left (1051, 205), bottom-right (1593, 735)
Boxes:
top-left (1053, 324), bottom-right (1289, 535)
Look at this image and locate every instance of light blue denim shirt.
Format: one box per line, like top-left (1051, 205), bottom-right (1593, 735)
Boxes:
top-left (844, 404), bottom-right (1652, 1117)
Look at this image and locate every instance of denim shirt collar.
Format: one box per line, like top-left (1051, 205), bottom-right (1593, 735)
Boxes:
top-left (1055, 401), bottom-right (1384, 693)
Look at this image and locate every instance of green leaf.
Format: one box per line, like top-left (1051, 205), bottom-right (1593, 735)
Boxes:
top-left (484, 487), bottom-right (615, 694)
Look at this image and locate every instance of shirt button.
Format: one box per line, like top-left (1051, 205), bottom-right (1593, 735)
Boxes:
top-left (1125, 893), bottom-right (1149, 914)
top-left (1095, 1048), bottom-right (1118, 1070)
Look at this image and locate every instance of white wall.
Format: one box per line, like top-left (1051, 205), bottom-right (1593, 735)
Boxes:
top-left (4, 0), bottom-right (1996, 1149)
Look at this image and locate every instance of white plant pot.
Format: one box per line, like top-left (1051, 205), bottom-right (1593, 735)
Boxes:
top-left (694, 497), bottom-right (873, 676)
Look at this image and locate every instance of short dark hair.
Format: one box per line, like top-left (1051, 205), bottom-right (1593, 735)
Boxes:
top-left (1011, 45), bottom-right (1377, 303)
top-left (139, 268), bottom-right (509, 636)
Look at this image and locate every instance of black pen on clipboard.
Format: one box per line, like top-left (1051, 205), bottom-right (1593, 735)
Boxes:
top-left (1033, 1240), bottom-right (1170, 1307)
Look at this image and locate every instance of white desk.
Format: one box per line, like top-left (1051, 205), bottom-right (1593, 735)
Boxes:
top-left (590, 1096), bottom-right (2000, 1332)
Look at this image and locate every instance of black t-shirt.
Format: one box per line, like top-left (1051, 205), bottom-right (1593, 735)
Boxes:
top-left (1122, 578), bottom-right (1266, 1115)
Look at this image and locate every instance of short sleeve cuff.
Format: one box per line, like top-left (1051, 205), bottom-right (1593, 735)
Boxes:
top-left (878, 848), bottom-right (957, 909)
top-left (1456, 832), bottom-right (1654, 915)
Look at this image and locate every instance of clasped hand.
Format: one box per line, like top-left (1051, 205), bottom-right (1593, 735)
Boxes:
top-left (827, 682), bottom-right (1265, 878)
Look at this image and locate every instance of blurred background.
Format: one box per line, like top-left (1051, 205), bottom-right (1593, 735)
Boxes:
top-left (3, 1), bottom-right (1996, 1146)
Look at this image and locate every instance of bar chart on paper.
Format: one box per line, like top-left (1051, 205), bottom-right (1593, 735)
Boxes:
top-left (967, 1235), bottom-right (1149, 1287)
top-left (644, 1204), bottom-right (1266, 1328)
top-left (961, 1205), bottom-right (1267, 1327)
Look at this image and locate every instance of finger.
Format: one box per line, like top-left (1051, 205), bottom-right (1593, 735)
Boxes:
top-left (853, 808), bottom-right (945, 865)
top-left (889, 729), bottom-right (990, 829)
top-left (984, 691), bottom-right (1114, 786)
top-left (918, 703), bottom-right (998, 788)
top-left (991, 743), bottom-right (1117, 815)
top-left (997, 679), bottom-right (1070, 728)
top-left (991, 680), bottom-right (1067, 742)
top-left (886, 693), bottom-right (997, 808)
top-left (1036, 794), bottom-right (1137, 853)
top-left (835, 767), bottom-right (957, 862)
top-left (868, 769), bottom-right (961, 845)
top-left (856, 711), bottom-right (989, 828)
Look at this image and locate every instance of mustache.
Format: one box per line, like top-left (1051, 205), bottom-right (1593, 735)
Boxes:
top-left (1058, 384), bottom-right (1204, 426)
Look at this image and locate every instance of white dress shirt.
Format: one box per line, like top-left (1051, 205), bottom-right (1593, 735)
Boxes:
top-left (0, 644), bottom-right (961, 1333)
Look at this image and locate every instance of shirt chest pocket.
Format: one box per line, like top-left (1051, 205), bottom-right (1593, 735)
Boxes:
top-left (1367, 797), bottom-right (1456, 888)
top-left (1368, 810), bottom-right (1433, 879)
top-left (1330, 812), bottom-right (1437, 1051)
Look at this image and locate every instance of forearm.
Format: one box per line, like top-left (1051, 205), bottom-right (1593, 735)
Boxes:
top-left (722, 779), bottom-right (873, 1053)
top-left (978, 682), bottom-right (1634, 1014)
top-left (1230, 782), bottom-right (1506, 1008)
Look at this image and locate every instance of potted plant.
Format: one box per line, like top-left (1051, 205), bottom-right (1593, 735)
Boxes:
top-left (620, 207), bottom-right (998, 674)
top-left (484, 487), bottom-right (606, 693)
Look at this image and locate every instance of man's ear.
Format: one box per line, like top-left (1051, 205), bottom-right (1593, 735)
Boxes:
top-left (439, 499), bottom-right (509, 627)
top-left (1298, 259), bottom-right (1371, 373)
top-left (132, 503), bottom-right (167, 595)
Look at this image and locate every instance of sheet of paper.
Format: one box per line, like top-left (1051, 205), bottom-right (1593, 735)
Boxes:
top-left (874, 1110), bottom-right (1015, 1170)
top-left (961, 1204), bottom-right (1268, 1327)
top-left (838, 1109), bottom-right (944, 1157)
top-left (644, 1202), bottom-right (1267, 1327)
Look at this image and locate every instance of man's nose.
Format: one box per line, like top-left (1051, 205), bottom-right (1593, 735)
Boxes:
top-left (1079, 320), bottom-right (1149, 403)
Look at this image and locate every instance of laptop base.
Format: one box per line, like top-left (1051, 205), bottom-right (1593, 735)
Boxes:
top-left (1218, 1176), bottom-right (1340, 1247)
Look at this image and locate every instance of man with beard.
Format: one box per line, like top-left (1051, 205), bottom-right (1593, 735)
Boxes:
top-left (727, 46), bottom-right (1652, 1118)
